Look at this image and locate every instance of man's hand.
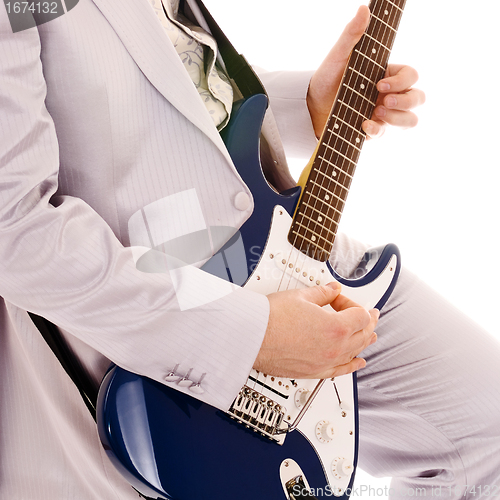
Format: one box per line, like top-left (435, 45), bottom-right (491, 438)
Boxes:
top-left (254, 282), bottom-right (379, 379)
top-left (307, 5), bottom-right (426, 139)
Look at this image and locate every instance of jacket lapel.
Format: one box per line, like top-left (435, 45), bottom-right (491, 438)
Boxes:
top-left (90, 0), bottom-right (233, 164)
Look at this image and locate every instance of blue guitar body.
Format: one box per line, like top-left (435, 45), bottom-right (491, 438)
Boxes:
top-left (98, 368), bottom-right (343, 500)
top-left (97, 94), bottom-right (401, 500)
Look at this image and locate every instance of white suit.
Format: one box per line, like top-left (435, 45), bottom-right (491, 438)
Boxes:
top-left (1, 0), bottom-right (499, 498)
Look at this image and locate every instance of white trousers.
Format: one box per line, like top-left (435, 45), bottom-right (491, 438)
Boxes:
top-left (356, 266), bottom-right (500, 499)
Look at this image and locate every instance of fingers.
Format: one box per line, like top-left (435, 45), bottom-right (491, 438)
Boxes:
top-left (362, 119), bottom-right (386, 140)
top-left (302, 281), bottom-right (342, 308)
top-left (258, 286), bottom-right (379, 380)
top-left (373, 108), bottom-right (419, 129)
top-left (317, 357), bottom-right (367, 379)
top-left (380, 87), bottom-right (426, 112)
top-left (363, 64), bottom-right (425, 138)
top-left (333, 5), bottom-right (371, 62)
top-left (378, 64), bottom-right (420, 93)
top-left (373, 88), bottom-right (425, 128)
top-left (307, 5), bottom-right (370, 137)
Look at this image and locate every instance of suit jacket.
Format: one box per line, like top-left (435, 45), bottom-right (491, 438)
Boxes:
top-left (0, 0), bottom-right (316, 496)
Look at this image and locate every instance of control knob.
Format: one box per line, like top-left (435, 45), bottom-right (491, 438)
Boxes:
top-left (315, 420), bottom-right (335, 443)
top-left (331, 457), bottom-right (353, 479)
top-left (294, 388), bottom-right (311, 409)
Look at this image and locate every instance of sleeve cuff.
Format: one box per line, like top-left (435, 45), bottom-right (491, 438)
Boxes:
top-left (258, 70), bottom-right (318, 159)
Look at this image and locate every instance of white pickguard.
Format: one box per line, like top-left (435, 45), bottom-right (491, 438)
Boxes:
top-left (240, 205), bottom-right (398, 495)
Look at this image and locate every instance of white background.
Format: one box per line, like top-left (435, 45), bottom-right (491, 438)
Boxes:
top-left (207, 0), bottom-right (500, 496)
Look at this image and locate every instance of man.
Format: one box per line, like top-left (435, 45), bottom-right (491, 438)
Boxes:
top-left (0, 0), bottom-right (498, 498)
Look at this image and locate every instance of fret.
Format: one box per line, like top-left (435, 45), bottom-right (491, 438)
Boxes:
top-left (321, 143), bottom-right (359, 168)
top-left (305, 189), bottom-right (345, 208)
top-left (295, 220), bottom-right (337, 240)
top-left (353, 49), bottom-right (386, 71)
top-left (291, 230), bottom-right (332, 254)
top-left (372, 1), bottom-right (401, 23)
top-left (291, 230), bottom-right (328, 252)
top-left (384, 0), bottom-right (404, 13)
top-left (314, 165), bottom-right (353, 183)
top-left (328, 115), bottom-right (364, 136)
top-left (310, 178), bottom-right (349, 197)
top-left (312, 176), bottom-right (351, 199)
top-left (288, 0), bottom-right (405, 260)
top-left (363, 32), bottom-right (391, 52)
top-left (317, 154), bottom-right (356, 177)
top-left (326, 129), bottom-right (362, 153)
top-left (302, 201), bottom-right (341, 221)
top-left (370, 13), bottom-right (398, 33)
top-left (338, 99), bottom-right (370, 121)
top-left (317, 155), bottom-right (336, 170)
top-left (347, 66), bottom-right (376, 86)
top-left (343, 83), bottom-right (377, 107)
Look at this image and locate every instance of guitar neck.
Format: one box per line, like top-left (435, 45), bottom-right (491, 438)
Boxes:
top-left (288, 0), bottom-right (407, 262)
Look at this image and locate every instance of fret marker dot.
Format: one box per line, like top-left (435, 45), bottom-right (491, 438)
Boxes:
top-left (360, 84), bottom-right (365, 90)
top-left (318, 216), bottom-right (323, 222)
top-left (332, 171), bottom-right (337, 177)
top-left (311, 236), bottom-right (317, 242)
top-left (372, 49), bottom-right (377, 54)
top-left (334, 123), bottom-right (340, 129)
top-left (384, 9), bottom-right (389, 15)
top-left (325, 195), bottom-right (330, 201)
top-left (356, 138), bottom-right (361, 144)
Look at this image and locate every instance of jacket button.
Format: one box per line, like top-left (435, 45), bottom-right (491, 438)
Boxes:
top-left (234, 191), bottom-right (251, 211)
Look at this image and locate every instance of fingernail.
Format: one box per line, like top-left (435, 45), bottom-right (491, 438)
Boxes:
top-left (378, 82), bottom-right (390, 91)
top-left (363, 122), bottom-right (373, 136)
top-left (375, 106), bottom-right (386, 118)
top-left (386, 97), bottom-right (397, 108)
top-left (327, 281), bottom-right (341, 292)
top-left (369, 333), bottom-right (377, 345)
top-left (371, 308), bottom-right (380, 320)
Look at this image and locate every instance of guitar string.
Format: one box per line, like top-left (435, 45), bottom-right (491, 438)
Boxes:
top-left (279, 5), bottom-right (382, 299)
top-left (313, 0), bottom-right (400, 263)
top-left (258, 0), bottom-right (402, 400)
top-left (242, 0), bottom-right (406, 432)
top-left (286, 0), bottom-right (396, 285)
top-left (270, 5), bottom-right (387, 345)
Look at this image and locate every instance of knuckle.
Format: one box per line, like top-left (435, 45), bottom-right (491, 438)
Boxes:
top-left (335, 321), bottom-right (350, 338)
top-left (325, 346), bottom-right (340, 361)
top-left (315, 284), bottom-right (335, 302)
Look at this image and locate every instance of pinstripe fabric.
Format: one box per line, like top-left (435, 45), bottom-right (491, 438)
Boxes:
top-left (1, 0), bottom-right (499, 498)
top-left (0, 0), bottom-right (316, 496)
top-left (329, 234), bottom-right (500, 498)
top-left (356, 268), bottom-right (500, 497)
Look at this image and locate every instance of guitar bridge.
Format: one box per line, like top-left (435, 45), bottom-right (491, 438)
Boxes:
top-left (228, 385), bottom-right (288, 445)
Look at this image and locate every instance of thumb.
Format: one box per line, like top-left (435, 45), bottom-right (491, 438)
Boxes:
top-left (302, 282), bottom-right (342, 308)
top-left (330, 6), bottom-right (370, 64)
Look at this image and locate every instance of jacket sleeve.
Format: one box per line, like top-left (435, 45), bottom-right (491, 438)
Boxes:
top-left (0, 9), bottom-right (270, 412)
top-left (258, 69), bottom-right (318, 160)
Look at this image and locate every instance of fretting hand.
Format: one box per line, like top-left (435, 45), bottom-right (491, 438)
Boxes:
top-left (306, 5), bottom-right (426, 139)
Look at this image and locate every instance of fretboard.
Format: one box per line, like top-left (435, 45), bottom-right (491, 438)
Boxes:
top-left (289, 0), bottom-right (406, 262)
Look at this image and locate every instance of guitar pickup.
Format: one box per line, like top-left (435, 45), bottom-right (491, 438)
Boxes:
top-left (228, 386), bottom-right (288, 445)
top-left (273, 252), bottom-right (326, 287)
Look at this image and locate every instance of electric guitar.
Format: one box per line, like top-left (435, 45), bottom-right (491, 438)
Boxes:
top-left (97, 1), bottom-right (406, 498)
